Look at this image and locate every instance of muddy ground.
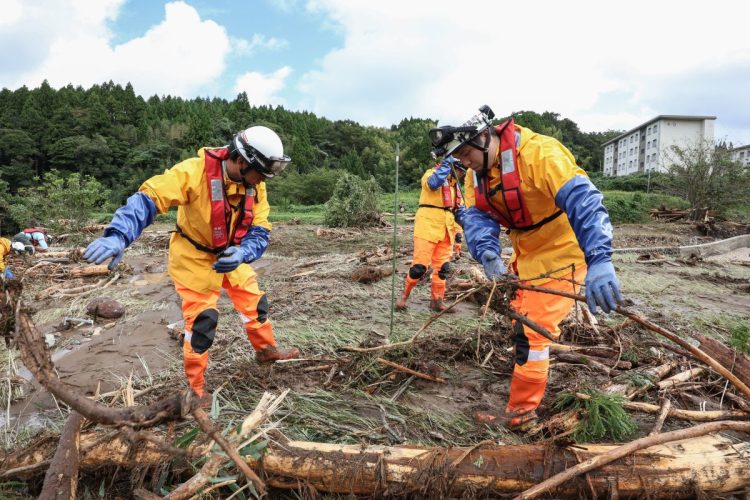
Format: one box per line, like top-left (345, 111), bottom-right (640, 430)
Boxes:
top-left (1, 220), bottom-right (749, 495)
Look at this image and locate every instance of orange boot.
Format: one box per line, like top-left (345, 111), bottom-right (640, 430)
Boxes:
top-left (183, 341), bottom-right (209, 398)
top-left (429, 277), bottom-right (454, 313)
top-left (505, 372), bottom-right (547, 430)
top-left (395, 276), bottom-right (419, 311)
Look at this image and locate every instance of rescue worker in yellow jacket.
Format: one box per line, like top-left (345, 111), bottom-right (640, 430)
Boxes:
top-left (430, 106), bottom-right (622, 428)
top-left (83, 126), bottom-right (300, 399)
top-left (0, 237), bottom-right (12, 279)
top-left (395, 159), bottom-right (465, 313)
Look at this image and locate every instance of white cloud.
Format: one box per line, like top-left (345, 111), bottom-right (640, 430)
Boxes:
top-left (299, 0), bottom-right (750, 138)
top-left (0, 0), bottom-right (23, 26)
top-left (233, 66), bottom-right (292, 106)
top-left (1, 1), bottom-right (231, 98)
top-left (232, 34), bottom-right (289, 56)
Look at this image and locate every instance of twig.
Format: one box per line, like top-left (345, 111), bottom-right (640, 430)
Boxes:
top-left (376, 358), bottom-right (445, 383)
top-left (341, 287), bottom-right (480, 353)
top-left (390, 375), bottom-right (415, 402)
top-left (191, 407), bottom-right (266, 496)
top-left (514, 420), bottom-right (750, 500)
top-left (514, 283), bottom-right (750, 401)
top-left (649, 398), bottom-right (672, 435)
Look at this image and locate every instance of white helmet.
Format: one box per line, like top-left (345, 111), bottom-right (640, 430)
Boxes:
top-left (11, 241), bottom-right (33, 255)
top-left (231, 126), bottom-right (291, 179)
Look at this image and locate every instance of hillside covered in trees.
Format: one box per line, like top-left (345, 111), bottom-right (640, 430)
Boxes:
top-left (0, 80), bottom-right (620, 230)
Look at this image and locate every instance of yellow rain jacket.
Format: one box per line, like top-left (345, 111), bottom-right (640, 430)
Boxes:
top-left (465, 125), bottom-right (586, 281)
top-left (0, 238), bottom-right (10, 272)
top-left (139, 148), bottom-right (272, 294)
top-left (414, 167), bottom-right (462, 244)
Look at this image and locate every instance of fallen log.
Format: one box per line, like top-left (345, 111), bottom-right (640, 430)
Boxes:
top-left (5, 433), bottom-right (750, 498)
top-left (38, 412), bottom-right (84, 500)
top-left (514, 421), bottom-right (750, 500)
top-left (68, 264), bottom-right (111, 278)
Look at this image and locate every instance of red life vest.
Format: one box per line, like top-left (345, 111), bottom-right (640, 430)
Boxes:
top-left (419, 165), bottom-right (463, 212)
top-left (441, 180), bottom-right (463, 210)
top-left (23, 228), bottom-right (47, 246)
top-left (176, 148), bottom-right (255, 254)
top-left (473, 119), bottom-right (562, 231)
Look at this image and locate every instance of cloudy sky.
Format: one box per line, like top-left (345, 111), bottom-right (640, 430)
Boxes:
top-left (1, 0), bottom-right (749, 143)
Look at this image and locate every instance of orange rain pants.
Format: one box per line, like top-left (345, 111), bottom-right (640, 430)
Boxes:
top-left (506, 266), bottom-right (587, 421)
top-left (176, 275), bottom-right (276, 397)
top-left (403, 231), bottom-right (454, 301)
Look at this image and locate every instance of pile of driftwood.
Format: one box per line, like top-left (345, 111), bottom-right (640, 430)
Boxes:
top-left (3, 266), bottom-right (750, 498)
top-left (649, 206), bottom-right (716, 222)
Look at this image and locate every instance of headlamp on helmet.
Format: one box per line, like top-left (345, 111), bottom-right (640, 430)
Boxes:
top-left (429, 105), bottom-right (495, 158)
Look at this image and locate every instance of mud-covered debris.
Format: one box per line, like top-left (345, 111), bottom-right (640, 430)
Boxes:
top-left (86, 297), bottom-right (126, 319)
top-left (352, 265), bottom-right (393, 284)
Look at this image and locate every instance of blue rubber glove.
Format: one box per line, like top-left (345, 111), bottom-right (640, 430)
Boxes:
top-left (480, 253), bottom-right (506, 280)
top-left (585, 261), bottom-right (623, 314)
top-left (213, 246), bottom-right (244, 273)
top-left (555, 175), bottom-right (622, 314)
top-left (3, 268), bottom-right (14, 279)
top-left (83, 233), bottom-right (127, 271)
top-left (427, 156), bottom-right (455, 190)
top-left (238, 226), bottom-right (270, 264)
top-left (462, 206), bottom-right (501, 261)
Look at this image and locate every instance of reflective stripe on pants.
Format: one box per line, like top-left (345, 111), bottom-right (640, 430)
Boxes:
top-left (506, 266), bottom-right (586, 415)
top-left (176, 275), bottom-right (276, 396)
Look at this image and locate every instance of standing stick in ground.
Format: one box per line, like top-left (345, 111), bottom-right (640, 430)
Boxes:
top-left (514, 420), bottom-right (750, 500)
top-left (514, 283), bottom-right (750, 401)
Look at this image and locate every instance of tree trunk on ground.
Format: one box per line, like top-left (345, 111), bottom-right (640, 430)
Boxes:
top-left (68, 265), bottom-right (110, 278)
top-left (4, 434), bottom-right (750, 498)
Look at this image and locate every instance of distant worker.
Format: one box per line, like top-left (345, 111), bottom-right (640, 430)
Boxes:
top-left (453, 229), bottom-right (464, 260)
top-left (83, 126), bottom-right (301, 400)
top-left (14, 228), bottom-right (50, 252)
top-left (395, 157), bottom-right (465, 313)
top-left (0, 237), bottom-right (12, 279)
top-left (430, 106), bottom-right (622, 429)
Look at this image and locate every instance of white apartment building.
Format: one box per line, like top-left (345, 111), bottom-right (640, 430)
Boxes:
top-left (729, 144), bottom-right (750, 166)
top-left (602, 115), bottom-right (716, 176)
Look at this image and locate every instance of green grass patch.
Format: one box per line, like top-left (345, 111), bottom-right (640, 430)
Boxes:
top-left (729, 321), bottom-right (750, 355)
top-left (269, 203), bottom-right (325, 223)
top-left (555, 389), bottom-right (637, 442)
top-left (602, 191), bottom-right (689, 224)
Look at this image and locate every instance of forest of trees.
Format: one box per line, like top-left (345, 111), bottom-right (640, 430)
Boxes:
top-left (0, 80), bottom-right (621, 230)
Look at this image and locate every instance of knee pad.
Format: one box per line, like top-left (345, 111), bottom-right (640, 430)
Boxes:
top-left (455, 233), bottom-right (462, 243)
top-left (438, 262), bottom-right (451, 280)
top-left (191, 309), bottom-right (218, 354)
top-left (257, 295), bottom-right (269, 323)
top-left (408, 264), bottom-right (427, 280)
top-left (513, 320), bottom-right (529, 366)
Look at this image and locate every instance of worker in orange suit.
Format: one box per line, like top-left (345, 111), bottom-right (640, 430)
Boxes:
top-left (396, 158), bottom-right (465, 313)
top-left (430, 106), bottom-right (622, 429)
top-left (83, 126), bottom-right (300, 401)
